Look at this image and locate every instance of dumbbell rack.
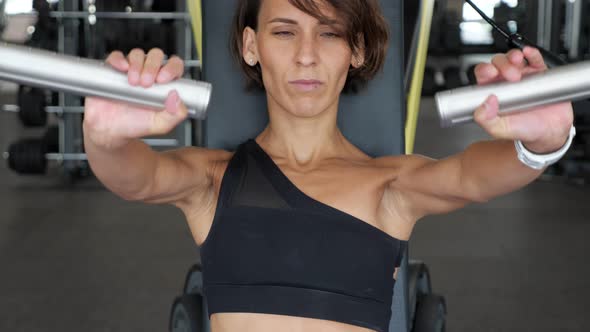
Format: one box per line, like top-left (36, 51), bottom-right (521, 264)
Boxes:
top-left (5, 0), bottom-right (200, 181)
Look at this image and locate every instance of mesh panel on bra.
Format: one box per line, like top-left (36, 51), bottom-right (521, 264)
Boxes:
top-left (228, 152), bottom-right (291, 210)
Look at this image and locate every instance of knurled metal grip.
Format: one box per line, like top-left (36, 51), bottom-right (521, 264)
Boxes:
top-left (0, 42), bottom-right (211, 119)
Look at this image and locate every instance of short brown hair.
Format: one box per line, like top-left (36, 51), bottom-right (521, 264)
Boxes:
top-left (229, 0), bottom-right (389, 94)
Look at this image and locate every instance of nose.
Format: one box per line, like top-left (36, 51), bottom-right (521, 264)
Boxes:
top-left (295, 33), bottom-right (318, 67)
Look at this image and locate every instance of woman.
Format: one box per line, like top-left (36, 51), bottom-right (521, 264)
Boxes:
top-left (83, 0), bottom-right (574, 331)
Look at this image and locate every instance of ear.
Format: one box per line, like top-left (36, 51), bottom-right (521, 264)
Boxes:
top-left (242, 27), bottom-right (259, 66)
top-left (351, 33), bottom-right (366, 68)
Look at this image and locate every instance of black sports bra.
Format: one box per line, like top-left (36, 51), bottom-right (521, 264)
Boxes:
top-left (200, 139), bottom-right (407, 332)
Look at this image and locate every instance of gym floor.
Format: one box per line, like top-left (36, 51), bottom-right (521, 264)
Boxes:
top-left (1, 85), bottom-right (589, 332)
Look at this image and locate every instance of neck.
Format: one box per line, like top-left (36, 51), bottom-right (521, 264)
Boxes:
top-left (256, 102), bottom-right (347, 169)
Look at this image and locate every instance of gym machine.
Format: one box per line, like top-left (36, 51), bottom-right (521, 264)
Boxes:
top-left (0, 0), bottom-right (6, 35)
top-left (0, 0), bottom-right (202, 181)
top-left (0, 40), bottom-right (211, 175)
top-left (0, 43), bottom-right (210, 119)
top-left (436, 0), bottom-right (590, 184)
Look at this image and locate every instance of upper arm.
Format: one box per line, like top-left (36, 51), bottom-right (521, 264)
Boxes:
top-left (388, 154), bottom-right (482, 221)
top-left (139, 146), bottom-right (228, 209)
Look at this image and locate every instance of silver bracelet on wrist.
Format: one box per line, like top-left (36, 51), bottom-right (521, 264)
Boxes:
top-left (514, 125), bottom-right (576, 170)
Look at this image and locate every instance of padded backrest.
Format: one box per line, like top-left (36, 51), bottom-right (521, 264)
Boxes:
top-left (201, 1), bottom-right (409, 331)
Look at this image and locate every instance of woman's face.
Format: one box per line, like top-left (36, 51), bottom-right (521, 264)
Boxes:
top-left (242, 0), bottom-right (363, 118)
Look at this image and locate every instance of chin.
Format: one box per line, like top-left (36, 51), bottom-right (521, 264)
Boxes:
top-left (287, 100), bottom-right (328, 118)
top-left (290, 109), bottom-right (322, 118)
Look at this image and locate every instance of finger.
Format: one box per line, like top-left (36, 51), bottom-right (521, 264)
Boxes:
top-left (127, 48), bottom-right (146, 86)
top-left (156, 55), bottom-right (185, 84)
top-left (105, 51), bottom-right (129, 72)
top-left (491, 53), bottom-right (522, 82)
top-left (150, 90), bottom-right (188, 135)
top-left (522, 46), bottom-right (547, 70)
top-left (506, 49), bottom-right (528, 70)
top-left (473, 95), bottom-right (510, 139)
top-left (141, 48), bottom-right (165, 88)
top-left (474, 63), bottom-right (500, 85)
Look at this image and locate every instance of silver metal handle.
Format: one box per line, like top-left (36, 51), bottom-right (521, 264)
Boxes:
top-left (435, 60), bottom-right (590, 127)
top-left (0, 42), bottom-right (211, 119)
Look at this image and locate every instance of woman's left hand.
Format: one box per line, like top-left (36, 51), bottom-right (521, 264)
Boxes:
top-left (473, 46), bottom-right (574, 154)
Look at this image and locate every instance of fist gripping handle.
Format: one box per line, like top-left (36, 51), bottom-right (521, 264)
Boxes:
top-left (0, 42), bottom-right (211, 119)
top-left (435, 60), bottom-right (590, 127)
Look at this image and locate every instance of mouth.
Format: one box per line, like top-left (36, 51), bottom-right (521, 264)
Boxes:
top-left (289, 79), bottom-right (324, 92)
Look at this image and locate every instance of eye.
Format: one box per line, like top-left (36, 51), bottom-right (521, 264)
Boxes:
top-left (321, 32), bottom-right (340, 38)
top-left (273, 31), bottom-right (293, 36)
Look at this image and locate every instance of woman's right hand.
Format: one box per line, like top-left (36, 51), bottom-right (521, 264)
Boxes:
top-left (83, 48), bottom-right (188, 149)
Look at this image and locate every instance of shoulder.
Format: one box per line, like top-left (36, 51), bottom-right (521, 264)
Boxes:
top-left (164, 146), bottom-right (234, 201)
top-left (167, 146), bottom-right (234, 179)
top-left (370, 153), bottom-right (437, 175)
top-left (209, 149), bottom-right (236, 195)
top-left (339, 143), bottom-right (438, 182)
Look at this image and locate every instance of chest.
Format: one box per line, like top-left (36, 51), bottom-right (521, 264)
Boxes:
top-left (213, 159), bottom-right (413, 241)
top-left (281, 165), bottom-right (387, 220)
